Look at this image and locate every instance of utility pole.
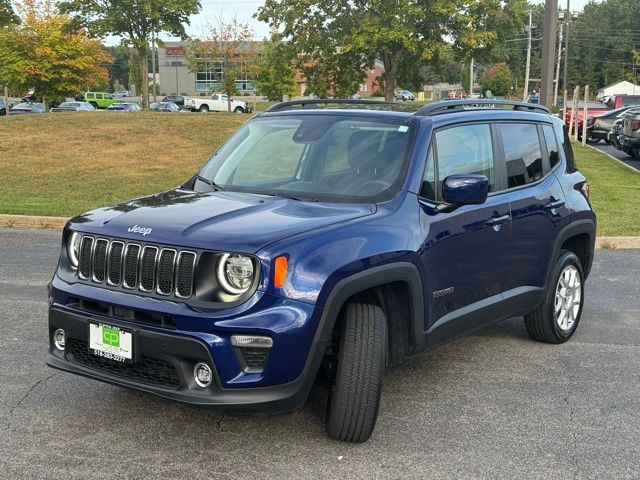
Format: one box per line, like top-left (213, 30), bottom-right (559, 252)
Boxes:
top-left (469, 57), bottom-right (474, 96)
top-left (151, 32), bottom-right (157, 102)
top-left (553, 20), bottom-right (564, 106)
top-left (3, 85), bottom-right (9, 116)
top-left (540, 0), bottom-right (558, 108)
top-left (562, 0), bottom-right (571, 118)
top-left (523, 10), bottom-right (533, 102)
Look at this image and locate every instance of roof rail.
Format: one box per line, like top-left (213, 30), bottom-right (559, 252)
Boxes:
top-left (415, 99), bottom-right (549, 116)
top-left (266, 98), bottom-right (399, 112)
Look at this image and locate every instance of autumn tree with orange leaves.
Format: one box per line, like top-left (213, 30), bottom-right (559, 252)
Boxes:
top-left (0, 0), bottom-right (111, 106)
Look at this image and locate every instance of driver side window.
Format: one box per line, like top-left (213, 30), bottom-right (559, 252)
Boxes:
top-left (434, 124), bottom-right (495, 195)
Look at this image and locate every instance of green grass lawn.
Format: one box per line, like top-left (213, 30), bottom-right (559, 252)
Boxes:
top-left (0, 112), bottom-right (638, 236)
top-left (572, 144), bottom-right (640, 236)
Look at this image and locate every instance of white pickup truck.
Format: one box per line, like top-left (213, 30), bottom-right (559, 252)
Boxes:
top-left (187, 93), bottom-right (252, 113)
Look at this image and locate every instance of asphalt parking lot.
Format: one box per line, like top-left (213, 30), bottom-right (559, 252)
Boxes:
top-left (592, 142), bottom-right (640, 171)
top-left (1, 228), bottom-right (640, 479)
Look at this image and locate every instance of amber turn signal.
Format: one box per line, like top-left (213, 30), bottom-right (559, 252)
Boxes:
top-left (274, 256), bottom-right (288, 287)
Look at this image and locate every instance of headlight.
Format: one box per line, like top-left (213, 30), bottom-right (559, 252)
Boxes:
top-left (217, 253), bottom-right (254, 295)
top-left (68, 232), bottom-right (81, 268)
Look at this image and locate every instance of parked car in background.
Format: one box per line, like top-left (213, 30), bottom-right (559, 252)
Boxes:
top-left (0, 98), bottom-right (8, 116)
top-left (106, 102), bottom-right (141, 112)
top-left (150, 102), bottom-right (181, 112)
top-left (606, 95), bottom-right (640, 109)
top-left (9, 102), bottom-right (45, 115)
top-left (394, 90), bottom-right (416, 101)
top-left (162, 95), bottom-right (187, 109)
top-left (83, 92), bottom-right (117, 110)
top-left (113, 90), bottom-right (131, 98)
top-left (608, 119), bottom-right (625, 149)
top-left (564, 102), bottom-right (609, 138)
top-left (621, 109), bottom-right (640, 159)
top-left (50, 102), bottom-right (97, 113)
top-left (585, 106), bottom-right (640, 143)
top-left (187, 93), bottom-right (252, 113)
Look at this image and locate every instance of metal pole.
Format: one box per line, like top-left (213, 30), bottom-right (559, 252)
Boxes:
top-left (554, 21), bottom-right (564, 106)
top-left (151, 32), bottom-right (157, 102)
top-left (562, 0), bottom-right (570, 100)
top-left (523, 10), bottom-right (532, 102)
top-left (469, 57), bottom-right (474, 96)
top-left (4, 85), bottom-right (9, 116)
top-left (540, 0), bottom-right (558, 108)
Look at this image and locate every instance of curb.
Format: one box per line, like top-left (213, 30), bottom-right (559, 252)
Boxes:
top-left (584, 143), bottom-right (640, 174)
top-left (0, 214), bottom-right (68, 230)
top-left (1, 214), bottom-right (639, 249)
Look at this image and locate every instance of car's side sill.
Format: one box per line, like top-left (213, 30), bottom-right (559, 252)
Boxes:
top-left (422, 286), bottom-right (544, 351)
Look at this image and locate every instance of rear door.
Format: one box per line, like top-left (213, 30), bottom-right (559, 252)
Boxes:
top-left (498, 122), bottom-right (570, 294)
top-left (418, 123), bottom-right (512, 331)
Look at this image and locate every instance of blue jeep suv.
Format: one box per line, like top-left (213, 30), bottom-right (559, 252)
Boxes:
top-left (47, 99), bottom-right (596, 442)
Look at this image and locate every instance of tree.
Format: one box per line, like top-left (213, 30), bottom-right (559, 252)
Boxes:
top-left (255, 35), bottom-right (296, 101)
top-left (0, 0), bottom-right (19, 26)
top-left (257, 0), bottom-right (515, 101)
top-left (0, 0), bottom-right (111, 106)
top-left (187, 17), bottom-right (259, 111)
top-left (480, 62), bottom-right (513, 96)
top-left (59, 0), bottom-right (201, 109)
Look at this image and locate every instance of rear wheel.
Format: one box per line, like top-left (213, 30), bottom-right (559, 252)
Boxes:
top-left (633, 146), bottom-right (640, 161)
top-left (524, 250), bottom-right (584, 344)
top-left (326, 302), bottom-right (386, 443)
top-left (622, 146), bottom-right (634, 157)
top-left (89, 102), bottom-right (98, 109)
top-left (234, 107), bottom-right (244, 113)
top-left (199, 104), bottom-right (209, 112)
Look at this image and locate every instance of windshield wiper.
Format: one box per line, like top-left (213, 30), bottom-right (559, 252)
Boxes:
top-left (256, 191), bottom-right (318, 202)
top-left (197, 175), bottom-right (225, 191)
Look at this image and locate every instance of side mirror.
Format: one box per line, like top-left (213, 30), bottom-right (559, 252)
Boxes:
top-left (442, 175), bottom-right (488, 206)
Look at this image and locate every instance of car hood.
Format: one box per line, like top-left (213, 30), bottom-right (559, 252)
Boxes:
top-left (69, 189), bottom-right (375, 253)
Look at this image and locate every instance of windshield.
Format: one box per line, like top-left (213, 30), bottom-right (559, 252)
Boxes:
top-left (198, 114), bottom-right (414, 202)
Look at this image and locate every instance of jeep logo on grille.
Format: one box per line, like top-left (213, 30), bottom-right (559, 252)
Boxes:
top-left (127, 225), bottom-right (153, 236)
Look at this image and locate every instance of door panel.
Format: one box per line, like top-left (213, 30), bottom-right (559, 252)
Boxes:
top-left (419, 194), bottom-right (511, 330)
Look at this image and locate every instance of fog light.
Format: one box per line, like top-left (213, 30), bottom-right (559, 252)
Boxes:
top-left (53, 328), bottom-right (66, 351)
top-left (193, 362), bottom-right (213, 387)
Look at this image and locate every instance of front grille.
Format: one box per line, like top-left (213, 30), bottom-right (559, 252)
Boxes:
top-left (76, 236), bottom-right (196, 299)
top-left (66, 338), bottom-right (180, 389)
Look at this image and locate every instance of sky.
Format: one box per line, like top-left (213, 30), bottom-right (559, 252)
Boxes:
top-left (114, 0), bottom-right (596, 45)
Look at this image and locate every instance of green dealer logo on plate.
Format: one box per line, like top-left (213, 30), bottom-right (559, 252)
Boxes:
top-left (102, 327), bottom-right (120, 347)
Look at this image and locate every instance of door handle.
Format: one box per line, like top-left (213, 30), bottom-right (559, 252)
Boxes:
top-left (545, 199), bottom-right (565, 210)
top-left (486, 214), bottom-right (510, 226)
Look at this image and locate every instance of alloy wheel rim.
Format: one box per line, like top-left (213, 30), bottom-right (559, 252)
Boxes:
top-left (555, 265), bottom-right (582, 332)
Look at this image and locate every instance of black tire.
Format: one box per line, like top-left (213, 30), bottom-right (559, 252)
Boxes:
top-left (199, 105), bottom-right (209, 112)
top-left (622, 146), bottom-right (634, 157)
top-left (234, 107), bottom-right (244, 113)
top-left (524, 250), bottom-right (584, 344)
top-left (326, 303), bottom-right (386, 443)
top-left (90, 102), bottom-right (98, 109)
top-left (633, 147), bottom-right (640, 161)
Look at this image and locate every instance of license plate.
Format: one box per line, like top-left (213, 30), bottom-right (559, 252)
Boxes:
top-left (89, 323), bottom-right (133, 363)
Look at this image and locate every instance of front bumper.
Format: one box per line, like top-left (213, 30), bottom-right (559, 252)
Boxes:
top-left (47, 276), bottom-right (327, 413)
top-left (47, 308), bottom-right (325, 413)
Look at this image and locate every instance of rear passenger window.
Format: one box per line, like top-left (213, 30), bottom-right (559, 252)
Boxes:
top-left (542, 125), bottom-right (560, 169)
top-left (499, 123), bottom-right (543, 188)
top-left (435, 124), bottom-right (495, 193)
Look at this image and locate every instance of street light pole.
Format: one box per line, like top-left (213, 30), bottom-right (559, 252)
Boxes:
top-left (523, 10), bottom-right (533, 102)
top-left (540, 0), bottom-right (558, 108)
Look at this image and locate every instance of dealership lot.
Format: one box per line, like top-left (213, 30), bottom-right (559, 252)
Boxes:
top-left (1, 228), bottom-right (640, 479)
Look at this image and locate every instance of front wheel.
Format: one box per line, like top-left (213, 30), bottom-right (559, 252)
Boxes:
top-left (524, 250), bottom-right (584, 344)
top-left (326, 303), bottom-right (386, 443)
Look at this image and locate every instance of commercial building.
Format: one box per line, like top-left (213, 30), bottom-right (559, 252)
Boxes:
top-left (158, 41), bottom-right (384, 98)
